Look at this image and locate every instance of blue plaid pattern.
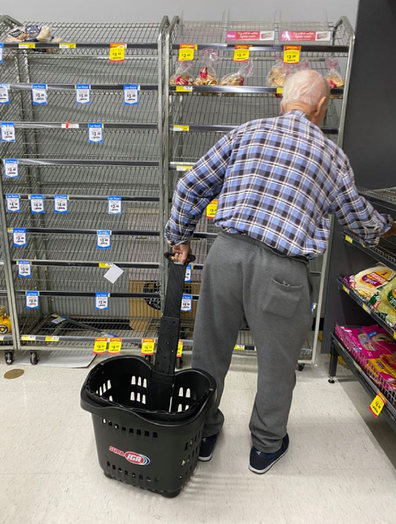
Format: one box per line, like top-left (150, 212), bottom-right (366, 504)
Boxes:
top-left (165, 110), bottom-right (391, 258)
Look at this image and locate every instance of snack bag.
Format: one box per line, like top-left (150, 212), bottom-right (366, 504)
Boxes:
top-left (193, 48), bottom-right (218, 86)
top-left (362, 325), bottom-right (396, 355)
top-left (369, 277), bottom-right (396, 327)
top-left (220, 60), bottom-right (254, 87)
top-left (325, 58), bottom-right (345, 88)
top-left (347, 265), bottom-right (395, 299)
top-left (170, 61), bottom-right (194, 86)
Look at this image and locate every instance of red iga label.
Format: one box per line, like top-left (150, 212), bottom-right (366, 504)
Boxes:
top-left (109, 446), bottom-right (151, 465)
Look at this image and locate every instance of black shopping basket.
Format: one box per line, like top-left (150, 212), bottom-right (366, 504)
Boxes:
top-left (81, 253), bottom-right (217, 498)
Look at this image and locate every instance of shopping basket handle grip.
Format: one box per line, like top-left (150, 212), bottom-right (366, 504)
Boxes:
top-left (164, 251), bottom-right (196, 265)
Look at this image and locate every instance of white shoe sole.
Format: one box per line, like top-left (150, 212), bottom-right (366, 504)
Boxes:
top-left (198, 453), bottom-right (212, 462)
top-left (248, 446), bottom-right (288, 474)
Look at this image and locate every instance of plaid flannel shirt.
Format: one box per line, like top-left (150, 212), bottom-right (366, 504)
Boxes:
top-left (165, 110), bottom-right (391, 259)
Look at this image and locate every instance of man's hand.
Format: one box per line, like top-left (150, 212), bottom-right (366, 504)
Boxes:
top-left (172, 243), bottom-right (191, 265)
top-left (381, 221), bottom-right (396, 239)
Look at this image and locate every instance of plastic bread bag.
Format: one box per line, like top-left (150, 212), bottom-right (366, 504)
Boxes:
top-left (325, 58), bottom-right (345, 88)
top-left (266, 57), bottom-right (287, 87)
top-left (346, 265), bottom-right (396, 299)
top-left (220, 60), bottom-right (254, 87)
top-left (6, 25), bottom-right (62, 53)
top-left (193, 48), bottom-right (219, 86)
top-left (170, 61), bottom-right (194, 86)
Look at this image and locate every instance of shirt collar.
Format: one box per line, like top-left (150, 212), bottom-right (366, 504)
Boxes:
top-left (287, 109), bottom-right (308, 120)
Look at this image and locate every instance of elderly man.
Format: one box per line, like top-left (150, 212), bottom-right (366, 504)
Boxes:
top-left (165, 70), bottom-right (395, 474)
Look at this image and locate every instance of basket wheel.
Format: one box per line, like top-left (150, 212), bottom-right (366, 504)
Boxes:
top-left (30, 351), bottom-right (39, 366)
top-left (5, 351), bottom-right (14, 365)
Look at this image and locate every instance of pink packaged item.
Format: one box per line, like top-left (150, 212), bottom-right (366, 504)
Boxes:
top-left (361, 325), bottom-right (396, 355)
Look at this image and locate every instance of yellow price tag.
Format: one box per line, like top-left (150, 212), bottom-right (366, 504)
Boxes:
top-left (94, 337), bottom-right (108, 354)
top-left (363, 304), bottom-right (371, 314)
top-left (345, 235), bottom-right (353, 244)
top-left (234, 45), bottom-right (250, 62)
top-left (393, 331), bottom-right (396, 340)
top-left (177, 340), bottom-right (183, 358)
top-left (99, 262), bottom-right (112, 268)
top-left (45, 336), bottom-right (59, 342)
top-left (176, 85), bottom-right (193, 92)
top-left (59, 43), bottom-right (76, 49)
top-left (283, 45), bottom-right (301, 64)
top-left (109, 43), bottom-right (126, 63)
top-left (19, 43), bottom-right (36, 49)
top-left (0, 335), bottom-right (4, 341)
top-left (141, 338), bottom-right (155, 355)
top-left (276, 88), bottom-right (283, 94)
top-left (342, 285), bottom-right (350, 295)
top-left (176, 165), bottom-right (193, 172)
top-left (206, 200), bottom-right (219, 219)
top-left (173, 125), bottom-right (190, 132)
top-left (108, 338), bottom-right (122, 354)
top-left (21, 335), bottom-right (36, 341)
top-left (178, 44), bottom-right (196, 61)
top-left (369, 392), bottom-right (386, 418)
top-left (234, 344), bottom-right (245, 350)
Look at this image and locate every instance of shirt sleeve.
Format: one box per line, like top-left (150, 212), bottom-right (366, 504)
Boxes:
top-left (165, 132), bottom-right (233, 245)
top-left (330, 153), bottom-right (392, 246)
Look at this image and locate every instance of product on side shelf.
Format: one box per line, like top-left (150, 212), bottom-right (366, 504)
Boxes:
top-left (170, 61), bottom-right (194, 86)
top-left (193, 48), bottom-right (219, 86)
top-left (369, 277), bottom-right (396, 327)
top-left (5, 24), bottom-right (62, 53)
top-left (325, 58), bottom-right (345, 88)
top-left (219, 60), bottom-right (254, 87)
top-left (266, 57), bottom-right (310, 88)
top-left (343, 265), bottom-right (396, 299)
top-left (0, 305), bottom-right (12, 335)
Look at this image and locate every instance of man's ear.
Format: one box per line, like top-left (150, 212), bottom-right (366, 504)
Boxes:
top-left (315, 96), bottom-right (328, 116)
top-left (280, 100), bottom-right (286, 114)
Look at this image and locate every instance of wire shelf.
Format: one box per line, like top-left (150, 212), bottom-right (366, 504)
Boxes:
top-left (344, 232), bottom-right (396, 272)
top-left (0, 128), bottom-right (159, 161)
top-left (0, 90), bottom-right (158, 124)
top-left (359, 187), bottom-right (396, 210)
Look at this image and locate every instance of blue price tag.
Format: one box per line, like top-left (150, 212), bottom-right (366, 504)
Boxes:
top-left (185, 264), bottom-right (193, 282)
top-left (54, 194), bottom-right (68, 213)
top-left (76, 84), bottom-right (91, 104)
top-left (0, 43), bottom-right (3, 63)
top-left (18, 260), bottom-right (32, 278)
top-left (4, 159), bottom-right (18, 178)
top-left (6, 194), bottom-right (20, 212)
top-left (97, 230), bottom-right (111, 249)
top-left (108, 196), bottom-right (122, 214)
top-left (30, 194), bottom-right (45, 214)
top-left (32, 84), bottom-right (47, 105)
top-left (124, 84), bottom-right (139, 105)
top-left (26, 291), bottom-right (39, 309)
top-left (0, 83), bottom-right (9, 105)
top-left (181, 294), bottom-right (193, 312)
top-left (13, 228), bottom-right (27, 247)
top-left (95, 292), bottom-right (109, 310)
top-left (88, 123), bottom-right (103, 143)
top-left (1, 122), bottom-right (15, 142)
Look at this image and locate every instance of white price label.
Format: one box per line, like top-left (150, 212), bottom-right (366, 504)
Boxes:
top-left (26, 291), bottom-right (39, 309)
top-left (108, 196), bottom-right (122, 214)
top-left (95, 292), bottom-right (109, 310)
top-left (13, 228), bottom-right (27, 246)
top-left (76, 84), bottom-right (91, 104)
top-left (4, 159), bottom-right (18, 178)
top-left (185, 264), bottom-right (193, 282)
top-left (0, 43), bottom-right (3, 63)
top-left (1, 122), bottom-right (16, 142)
top-left (97, 230), bottom-right (111, 249)
top-left (32, 84), bottom-right (47, 105)
top-left (18, 260), bottom-right (31, 278)
top-left (124, 84), bottom-right (139, 105)
top-left (0, 84), bottom-right (9, 105)
top-left (30, 194), bottom-right (45, 214)
top-left (88, 123), bottom-right (103, 143)
top-left (6, 194), bottom-right (21, 212)
top-left (181, 293), bottom-right (192, 312)
top-left (51, 315), bottom-right (67, 324)
top-left (54, 194), bottom-right (68, 213)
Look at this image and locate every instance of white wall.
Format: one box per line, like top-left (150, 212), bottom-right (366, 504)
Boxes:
top-left (4, 0), bottom-right (358, 26)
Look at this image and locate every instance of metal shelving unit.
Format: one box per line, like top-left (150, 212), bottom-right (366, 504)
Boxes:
top-left (164, 15), bottom-right (355, 364)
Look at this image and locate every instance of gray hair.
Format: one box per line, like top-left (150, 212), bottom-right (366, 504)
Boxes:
top-left (282, 70), bottom-right (330, 107)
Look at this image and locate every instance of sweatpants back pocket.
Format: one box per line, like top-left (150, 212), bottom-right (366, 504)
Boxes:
top-left (262, 278), bottom-right (303, 319)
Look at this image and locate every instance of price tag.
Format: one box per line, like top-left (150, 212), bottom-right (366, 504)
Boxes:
top-left (178, 44), bottom-right (196, 61)
top-left (181, 294), bottom-right (192, 312)
top-left (363, 304), bottom-right (371, 314)
top-left (51, 315), bottom-right (67, 324)
top-left (1, 122), bottom-right (16, 142)
top-left (13, 228), bottom-right (27, 246)
top-left (54, 194), bottom-right (68, 213)
top-left (342, 285), bottom-right (350, 295)
top-left (30, 194), bottom-right (45, 214)
top-left (76, 84), bottom-right (91, 104)
top-left (99, 262), bottom-right (112, 269)
top-left (94, 337), bottom-right (108, 354)
top-left (21, 334), bottom-right (36, 341)
top-left (177, 340), bottom-right (183, 358)
top-left (88, 123), bottom-right (103, 143)
top-left (234, 344), bottom-right (245, 350)
top-left (17, 260), bottom-right (31, 278)
top-left (97, 230), bottom-right (111, 249)
top-left (19, 42), bottom-right (36, 49)
top-left (109, 43), bottom-right (126, 62)
top-left (95, 292), bottom-right (109, 310)
top-left (176, 164), bottom-right (193, 172)
top-left (26, 291), bottom-right (39, 309)
top-left (345, 235), bottom-right (353, 244)
top-left (234, 45), bottom-right (250, 62)
top-left (206, 200), bottom-right (218, 219)
top-left (108, 337), bottom-right (122, 354)
top-left (141, 338), bottom-right (155, 355)
top-left (369, 392), bottom-right (386, 418)
top-left (32, 84), bottom-right (47, 105)
top-left (185, 264), bottom-right (193, 282)
top-left (0, 43), bottom-right (3, 63)
top-left (173, 125), bottom-right (190, 132)
top-left (4, 159), bottom-right (18, 178)
top-left (59, 42), bottom-right (76, 49)
top-left (6, 194), bottom-right (21, 212)
top-left (0, 336), bottom-right (4, 341)
top-left (124, 84), bottom-right (139, 105)
top-left (0, 84), bottom-right (9, 105)
top-left (276, 88), bottom-right (283, 94)
top-left (283, 45), bottom-right (301, 64)
top-left (175, 85), bottom-right (193, 93)
top-left (108, 196), bottom-right (122, 214)
top-left (45, 336), bottom-right (60, 342)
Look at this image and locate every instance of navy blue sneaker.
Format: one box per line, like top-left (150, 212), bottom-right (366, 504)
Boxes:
top-left (249, 434), bottom-right (289, 474)
top-left (198, 433), bottom-right (218, 462)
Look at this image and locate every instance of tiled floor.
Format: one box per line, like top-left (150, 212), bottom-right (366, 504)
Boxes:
top-left (1, 351), bottom-right (396, 524)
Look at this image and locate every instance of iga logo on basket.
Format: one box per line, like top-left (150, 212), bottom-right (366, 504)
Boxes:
top-left (109, 446), bottom-right (151, 466)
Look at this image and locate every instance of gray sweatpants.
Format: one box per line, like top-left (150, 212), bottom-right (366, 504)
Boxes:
top-left (192, 230), bottom-right (312, 453)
